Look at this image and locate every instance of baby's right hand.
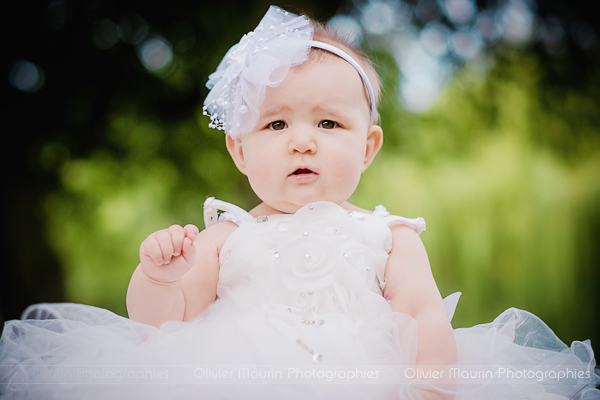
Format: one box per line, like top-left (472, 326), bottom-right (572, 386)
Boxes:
top-left (139, 224), bottom-right (199, 283)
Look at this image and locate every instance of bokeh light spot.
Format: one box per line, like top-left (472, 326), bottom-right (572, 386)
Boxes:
top-left (442, 0), bottom-right (476, 25)
top-left (400, 74), bottom-right (441, 112)
top-left (93, 19), bottom-right (119, 49)
top-left (9, 60), bottom-right (45, 93)
top-left (476, 11), bottom-right (503, 44)
top-left (139, 37), bottom-right (173, 71)
top-left (451, 29), bottom-right (483, 59)
top-left (500, 0), bottom-right (534, 44)
top-left (420, 23), bottom-right (450, 57)
top-left (361, 1), bottom-right (397, 35)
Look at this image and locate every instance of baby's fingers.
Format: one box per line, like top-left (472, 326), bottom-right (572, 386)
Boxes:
top-left (183, 224), bottom-right (199, 242)
top-left (181, 236), bottom-right (197, 263)
top-left (167, 225), bottom-right (185, 257)
top-left (154, 230), bottom-right (175, 263)
top-left (141, 236), bottom-right (166, 265)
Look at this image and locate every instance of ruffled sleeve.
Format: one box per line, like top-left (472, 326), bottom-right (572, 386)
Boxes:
top-left (203, 197), bottom-right (254, 229)
top-left (373, 204), bottom-right (426, 235)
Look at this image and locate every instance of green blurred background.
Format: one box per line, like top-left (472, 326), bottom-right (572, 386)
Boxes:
top-left (2, 0), bottom-right (598, 355)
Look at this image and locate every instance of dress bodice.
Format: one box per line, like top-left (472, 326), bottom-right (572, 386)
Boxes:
top-left (203, 198), bottom-right (426, 322)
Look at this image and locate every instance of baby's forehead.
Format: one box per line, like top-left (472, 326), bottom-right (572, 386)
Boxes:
top-left (283, 56), bottom-right (371, 105)
top-left (260, 57), bottom-right (371, 118)
top-left (289, 55), bottom-right (364, 85)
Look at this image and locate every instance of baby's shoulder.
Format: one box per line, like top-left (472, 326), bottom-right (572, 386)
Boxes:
top-left (388, 222), bottom-right (422, 241)
top-left (196, 220), bottom-right (238, 251)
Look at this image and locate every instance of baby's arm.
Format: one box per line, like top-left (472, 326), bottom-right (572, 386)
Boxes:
top-left (384, 225), bottom-right (457, 399)
top-left (126, 221), bottom-right (237, 327)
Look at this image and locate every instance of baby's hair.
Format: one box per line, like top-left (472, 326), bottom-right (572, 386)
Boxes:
top-left (308, 19), bottom-right (382, 123)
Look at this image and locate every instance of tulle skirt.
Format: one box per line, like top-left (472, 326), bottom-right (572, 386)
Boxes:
top-left (1, 300), bottom-right (598, 399)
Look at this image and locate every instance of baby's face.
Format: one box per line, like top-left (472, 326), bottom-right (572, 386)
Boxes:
top-left (228, 56), bottom-right (381, 214)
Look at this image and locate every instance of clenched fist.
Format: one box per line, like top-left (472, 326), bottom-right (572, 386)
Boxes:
top-left (139, 224), bottom-right (199, 283)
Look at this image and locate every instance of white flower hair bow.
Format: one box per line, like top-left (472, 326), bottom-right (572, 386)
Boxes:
top-left (203, 6), bottom-right (313, 139)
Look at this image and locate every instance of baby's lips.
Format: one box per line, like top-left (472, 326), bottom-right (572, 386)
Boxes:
top-left (289, 167), bottom-right (318, 176)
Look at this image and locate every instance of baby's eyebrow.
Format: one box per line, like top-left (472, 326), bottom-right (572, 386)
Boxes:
top-left (311, 105), bottom-right (349, 120)
top-left (260, 106), bottom-right (292, 120)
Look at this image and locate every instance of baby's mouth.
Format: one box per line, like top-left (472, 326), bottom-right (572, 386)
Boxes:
top-left (290, 168), bottom-right (316, 176)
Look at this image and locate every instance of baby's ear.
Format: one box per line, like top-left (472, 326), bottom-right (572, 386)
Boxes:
top-left (362, 125), bottom-right (383, 172)
top-left (226, 135), bottom-right (248, 175)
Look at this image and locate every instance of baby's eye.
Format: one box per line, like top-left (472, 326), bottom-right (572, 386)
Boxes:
top-left (268, 121), bottom-right (288, 131)
top-left (319, 120), bottom-right (338, 129)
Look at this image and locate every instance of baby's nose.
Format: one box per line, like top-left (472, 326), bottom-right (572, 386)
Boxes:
top-left (289, 130), bottom-right (316, 154)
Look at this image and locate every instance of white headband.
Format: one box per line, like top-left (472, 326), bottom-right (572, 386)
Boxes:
top-left (203, 6), bottom-right (376, 138)
top-left (307, 40), bottom-right (376, 120)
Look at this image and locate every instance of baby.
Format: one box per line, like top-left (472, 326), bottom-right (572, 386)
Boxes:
top-left (127, 5), bottom-right (456, 397)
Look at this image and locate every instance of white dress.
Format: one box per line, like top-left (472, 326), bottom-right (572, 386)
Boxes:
top-left (0, 198), bottom-right (598, 399)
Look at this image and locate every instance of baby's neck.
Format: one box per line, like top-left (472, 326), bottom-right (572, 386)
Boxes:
top-left (248, 200), bottom-right (371, 217)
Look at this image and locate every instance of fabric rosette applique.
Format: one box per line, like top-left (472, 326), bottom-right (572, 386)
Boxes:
top-left (203, 6), bottom-right (313, 138)
top-left (270, 202), bottom-right (388, 318)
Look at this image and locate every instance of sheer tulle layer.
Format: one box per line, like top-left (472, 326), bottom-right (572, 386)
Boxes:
top-left (451, 308), bottom-right (599, 399)
top-left (1, 302), bottom-right (598, 399)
